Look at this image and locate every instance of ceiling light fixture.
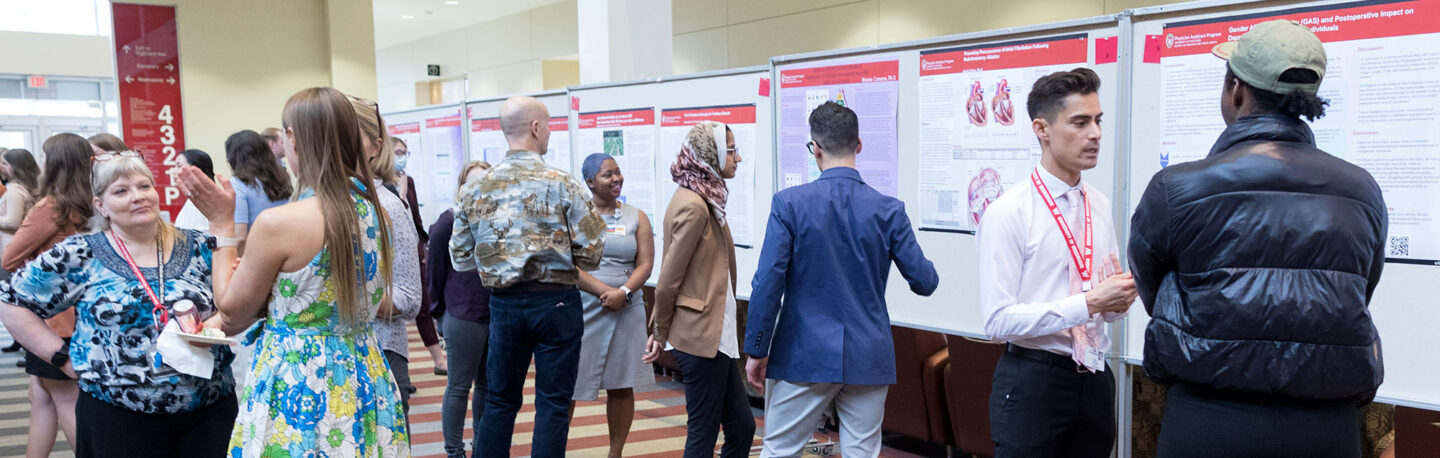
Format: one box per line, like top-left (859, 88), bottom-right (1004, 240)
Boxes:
top-left (401, 14), bottom-right (415, 19)
top-left (444, 1), bottom-right (460, 5)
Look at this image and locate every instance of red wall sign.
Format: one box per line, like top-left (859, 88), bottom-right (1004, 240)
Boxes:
top-left (112, 3), bottom-right (186, 219)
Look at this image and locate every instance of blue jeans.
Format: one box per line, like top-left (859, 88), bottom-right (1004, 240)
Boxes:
top-left (476, 287), bottom-right (582, 458)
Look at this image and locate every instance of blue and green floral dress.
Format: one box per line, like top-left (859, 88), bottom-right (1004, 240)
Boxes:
top-left (229, 187), bottom-right (409, 457)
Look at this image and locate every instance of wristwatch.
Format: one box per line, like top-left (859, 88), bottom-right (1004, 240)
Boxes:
top-left (207, 234), bottom-right (239, 249)
top-left (50, 342), bottom-right (69, 367)
top-left (618, 285), bottom-right (633, 296)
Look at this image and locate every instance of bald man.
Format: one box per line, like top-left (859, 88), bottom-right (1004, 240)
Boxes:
top-left (450, 96), bottom-right (606, 457)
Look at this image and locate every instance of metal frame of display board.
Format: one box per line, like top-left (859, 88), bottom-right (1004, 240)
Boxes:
top-left (463, 88), bottom-right (566, 105)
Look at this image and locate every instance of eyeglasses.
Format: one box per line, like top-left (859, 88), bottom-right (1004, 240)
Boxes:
top-left (805, 140), bottom-right (821, 155)
top-left (726, 147), bottom-right (738, 155)
top-left (93, 151), bottom-right (141, 163)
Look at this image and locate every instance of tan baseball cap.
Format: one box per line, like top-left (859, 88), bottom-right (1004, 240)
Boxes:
top-left (1212, 19), bottom-right (1326, 95)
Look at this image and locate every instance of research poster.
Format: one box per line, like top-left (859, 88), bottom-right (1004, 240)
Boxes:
top-left (1159, 0), bottom-right (1440, 262)
top-left (916, 34), bottom-right (1090, 231)
top-left (422, 113), bottom-right (464, 206)
top-left (578, 108), bottom-right (658, 218)
top-left (777, 56), bottom-right (900, 196)
top-left (547, 116), bottom-right (573, 174)
top-left (468, 116), bottom-right (505, 164)
top-left (659, 104), bottom-right (759, 247)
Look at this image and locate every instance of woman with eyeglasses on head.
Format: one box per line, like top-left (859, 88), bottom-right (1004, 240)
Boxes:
top-left (0, 137), bottom-right (239, 457)
top-left (351, 94), bottom-right (424, 428)
top-left (225, 130), bottom-right (294, 254)
top-left (179, 86), bottom-right (408, 457)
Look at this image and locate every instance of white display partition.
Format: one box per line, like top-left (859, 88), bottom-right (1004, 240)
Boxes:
top-left (770, 17), bottom-right (1125, 339)
top-left (1123, 0), bottom-right (1440, 411)
top-left (567, 67), bottom-right (773, 299)
top-left (383, 103), bottom-right (466, 229)
top-left (464, 90), bottom-right (575, 175)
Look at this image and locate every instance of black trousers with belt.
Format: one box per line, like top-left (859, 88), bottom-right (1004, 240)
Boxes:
top-left (989, 344), bottom-right (1116, 458)
top-left (673, 350), bottom-right (756, 458)
top-left (1156, 382), bottom-right (1362, 458)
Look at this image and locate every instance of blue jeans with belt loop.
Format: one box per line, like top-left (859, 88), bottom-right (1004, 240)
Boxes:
top-left (475, 286), bottom-right (583, 458)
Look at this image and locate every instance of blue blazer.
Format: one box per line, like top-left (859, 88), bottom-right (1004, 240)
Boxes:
top-left (745, 167), bottom-right (938, 385)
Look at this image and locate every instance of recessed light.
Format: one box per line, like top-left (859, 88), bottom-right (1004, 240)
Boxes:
top-left (444, 1), bottom-right (460, 5)
top-left (401, 14), bottom-right (415, 19)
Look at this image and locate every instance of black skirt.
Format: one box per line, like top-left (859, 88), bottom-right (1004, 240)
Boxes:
top-left (24, 337), bottom-right (73, 380)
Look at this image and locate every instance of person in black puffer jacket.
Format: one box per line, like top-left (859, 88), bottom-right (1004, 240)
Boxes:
top-left (1129, 20), bottom-right (1386, 458)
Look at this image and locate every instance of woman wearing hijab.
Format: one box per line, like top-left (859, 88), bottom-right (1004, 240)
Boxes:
top-left (572, 152), bottom-right (656, 457)
top-left (643, 121), bottom-right (752, 458)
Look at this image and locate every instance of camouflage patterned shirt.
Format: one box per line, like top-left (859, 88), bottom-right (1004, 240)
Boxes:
top-left (450, 149), bottom-right (605, 288)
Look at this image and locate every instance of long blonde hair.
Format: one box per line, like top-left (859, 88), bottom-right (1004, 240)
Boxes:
top-left (283, 87), bottom-right (393, 331)
top-left (350, 96), bottom-right (397, 184)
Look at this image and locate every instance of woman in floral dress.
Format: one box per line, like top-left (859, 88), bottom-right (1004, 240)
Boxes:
top-left (179, 87), bottom-right (408, 457)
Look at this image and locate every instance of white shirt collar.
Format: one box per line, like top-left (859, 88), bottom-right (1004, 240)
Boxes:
top-left (1036, 165), bottom-right (1083, 199)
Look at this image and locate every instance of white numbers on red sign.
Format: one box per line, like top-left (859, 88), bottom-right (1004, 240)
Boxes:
top-left (157, 104), bottom-right (182, 206)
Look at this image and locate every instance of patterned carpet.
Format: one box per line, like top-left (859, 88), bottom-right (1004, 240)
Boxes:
top-left (0, 324), bottom-right (931, 457)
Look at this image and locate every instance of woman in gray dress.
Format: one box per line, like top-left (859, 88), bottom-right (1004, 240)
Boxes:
top-left (573, 153), bottom-right (656, 458)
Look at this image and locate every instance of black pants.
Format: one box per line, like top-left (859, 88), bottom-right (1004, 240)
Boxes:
top-left (989, 347), bottom-right (1116, 458)
top-left (1157, 383), bottom-right (1361, 458)
top-left (674, 350), bottom-right (756, 458)
top-left (75, 390), bottom-right (237, 458)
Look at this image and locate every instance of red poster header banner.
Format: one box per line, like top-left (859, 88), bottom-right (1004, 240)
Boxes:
top-left (113, 2), bottom-right (186, 218)
top-left (549, 117), bottom-right (569, 130)
top-left (426, 114), bottom-right (463, 129)
top-left (471, 117), bottom-right (501, 132)
top-left (779, 60), bottom-right (899, 88)
top-left (660, 104), bottom-right (757, 127)
top-left (389, 122), bottom-right (420, 135)
top-left (1162, 0), bottom-right (1440, 58)
top-left (577, 109), bottom-right (654, 129)
top-left (920, 34), bottom-right (1089, 76)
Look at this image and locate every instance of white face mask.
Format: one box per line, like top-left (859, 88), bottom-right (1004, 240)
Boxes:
top-left (395, 155), bottom-right (408, 172)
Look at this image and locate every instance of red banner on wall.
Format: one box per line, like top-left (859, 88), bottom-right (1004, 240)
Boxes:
top-left (919, 34), bottom-right (1089, 76)
top-left (1161, 0), bottom-right (1440, 58)
top-left (660, 104), bottom-right (757, 127)
top-left (113, 3), bottom-right (186, 219)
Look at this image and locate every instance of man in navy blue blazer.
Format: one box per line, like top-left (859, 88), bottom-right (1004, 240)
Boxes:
top-left (744, 101), bottom-right (939, 457)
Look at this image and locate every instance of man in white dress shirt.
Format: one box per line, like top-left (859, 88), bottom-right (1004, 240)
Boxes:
top-left (976, 67), bottom-right (1137, 458)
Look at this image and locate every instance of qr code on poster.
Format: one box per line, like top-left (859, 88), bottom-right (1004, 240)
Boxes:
top-left (1388, 236), bottom-right (1409, 257)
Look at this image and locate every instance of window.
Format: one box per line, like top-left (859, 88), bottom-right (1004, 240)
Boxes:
top-left (0, 0), bottom-right (112, 36)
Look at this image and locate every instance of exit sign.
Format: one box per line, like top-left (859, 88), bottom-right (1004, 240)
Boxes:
top-left (26, 76), bottom-right (46, 89)
top-left (427, 65), bottom-right (440, 76)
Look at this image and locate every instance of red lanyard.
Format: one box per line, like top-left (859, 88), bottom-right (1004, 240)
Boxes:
top-left (110, 232), bottom-right (168, 329)
top-left (1030, 168), bottom-right (1094, 291)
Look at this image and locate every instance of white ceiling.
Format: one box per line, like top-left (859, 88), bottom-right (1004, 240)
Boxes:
top-left (372, 0), bottom-right (565, 49)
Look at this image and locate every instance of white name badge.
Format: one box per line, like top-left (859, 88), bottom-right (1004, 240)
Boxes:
top-left (1082, 347), bottom-right (1105, 373)
top-left (606, 224), bottom-right (627, 237)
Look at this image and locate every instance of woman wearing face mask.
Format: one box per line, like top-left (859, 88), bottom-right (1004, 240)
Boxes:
top-left (430, 160), bottom-right (492, 458)
top-left (0, 140), bottom-right (238, 457)
top-left (644, 121), bottom-right (752, 458)
top-left (390, 138), bottom-right (449, 374)
top-left (572, 153), bottom-right (656, 458)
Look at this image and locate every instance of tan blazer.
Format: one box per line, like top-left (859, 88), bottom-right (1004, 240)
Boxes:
top-left (650, 188), bottom-right (738, 358)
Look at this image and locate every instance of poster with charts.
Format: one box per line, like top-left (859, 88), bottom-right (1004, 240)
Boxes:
top-left (1158, 0), bottom-right (1440, 263)
top-left (916, 34), bottom-right (1090, 232)
top-left (776, 56), bottom-right (900, 197)
top-left (421, 114), bottom-right (464, 206)
top-left (659, 104), bottom-right (758, 247)
top-left (468, 116), bottom-right (505, 165)
top-left (577, 108), bottom-right (657, 218)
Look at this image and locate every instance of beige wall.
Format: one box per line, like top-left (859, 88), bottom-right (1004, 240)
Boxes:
top-left (2, 1), bottom-right (377, 176)
top-left (375, 0), bottom-right (579, 110)
top-left (674, 0), bottom-right (1189, 74)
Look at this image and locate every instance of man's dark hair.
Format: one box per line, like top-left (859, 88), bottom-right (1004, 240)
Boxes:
top-left (1027, 67), bottom-right (1102, 122)
top-left (1224, 67), bottom-right (1328, 121)
top-left (808, 101), bottom-right (859, 155)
